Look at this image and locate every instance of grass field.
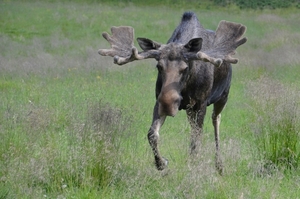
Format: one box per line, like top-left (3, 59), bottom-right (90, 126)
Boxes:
top-left (1, 1), bottom-right (300, 198)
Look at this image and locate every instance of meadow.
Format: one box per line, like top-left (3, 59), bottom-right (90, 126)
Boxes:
top-left (1, 1), bottom-right (300, 198)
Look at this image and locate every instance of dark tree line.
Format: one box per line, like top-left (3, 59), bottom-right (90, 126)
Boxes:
top-left (213, 0), bottom-right (300, 9)
top-left (54, 0), bottom-right (300, 9)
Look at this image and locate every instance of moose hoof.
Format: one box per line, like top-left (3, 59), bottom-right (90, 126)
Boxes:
top-left (155, 157), bottom-right (168, 170)
top-left (215, 160), bottom-right (224, 175)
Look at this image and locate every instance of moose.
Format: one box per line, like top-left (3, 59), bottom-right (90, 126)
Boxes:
top-left (98, 12), bottom-right (247, 174)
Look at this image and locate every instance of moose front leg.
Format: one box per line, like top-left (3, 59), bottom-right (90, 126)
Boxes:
top-left (187, 103), bottom-right (207, 155)
top-left (148, 102), bottom-right (168, 170)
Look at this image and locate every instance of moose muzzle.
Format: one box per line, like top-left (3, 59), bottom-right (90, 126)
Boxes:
top-left (158, 90), bottom-right (182, 117)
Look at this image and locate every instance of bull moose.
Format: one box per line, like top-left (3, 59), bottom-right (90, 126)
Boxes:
top-left (98, 12), bottom-right (247, 174)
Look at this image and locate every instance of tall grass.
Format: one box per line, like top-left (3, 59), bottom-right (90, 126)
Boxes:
top-left (1, 1), bottom-right (300, 198)
top-left (1, 97), bottom-right (131, 197)
top-left (247, 78), bottom-right (300, 172)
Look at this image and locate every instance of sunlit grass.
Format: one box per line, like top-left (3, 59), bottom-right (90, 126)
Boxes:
top-left (247, 77), bottom-right (300, 172)
top-left (1, 1), bottom-right (300, 198)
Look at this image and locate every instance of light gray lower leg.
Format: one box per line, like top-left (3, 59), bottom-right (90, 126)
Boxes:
top-left (148, 115), bottom-right (168, 170)
top-left (212, 112), bottom-right (223, 175)
top-left (190, 122), bottom-right (202, 154)
top-left (187, 107), bottom-right (206, 155)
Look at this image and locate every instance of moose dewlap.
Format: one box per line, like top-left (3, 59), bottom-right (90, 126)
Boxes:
top-left (98, 12), bottom-right (247, 174)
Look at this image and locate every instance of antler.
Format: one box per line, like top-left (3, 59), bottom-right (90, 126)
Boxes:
top-left (199, 20), bottom-right (247, 67)
top-left (98, 26), bottom-right (159, 65)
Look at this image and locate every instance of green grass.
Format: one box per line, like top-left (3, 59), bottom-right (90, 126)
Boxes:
top-left (247, 78), bottom-right (300, 171)
top-left (1, 1), bottom-right (300, 198)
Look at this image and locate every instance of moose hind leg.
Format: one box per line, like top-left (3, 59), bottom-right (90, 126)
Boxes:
top-left (212, 101), bottom-right (227, 175)
top-left (148, 103), bottom-right (168, 170)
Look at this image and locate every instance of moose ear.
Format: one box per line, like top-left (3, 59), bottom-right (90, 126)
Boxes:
top-left (184, 38), bottom-right (203, 52)
top-left (137, 38), bottom-right (161, 51)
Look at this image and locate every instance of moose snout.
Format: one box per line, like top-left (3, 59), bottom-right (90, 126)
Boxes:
top-left (158, 91), bottom-right (182, 117)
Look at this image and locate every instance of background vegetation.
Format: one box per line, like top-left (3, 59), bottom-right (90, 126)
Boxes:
top-left (1, 0), bottom-right (300, 198)
top-left (214, 0), bottom-right (300, 9)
